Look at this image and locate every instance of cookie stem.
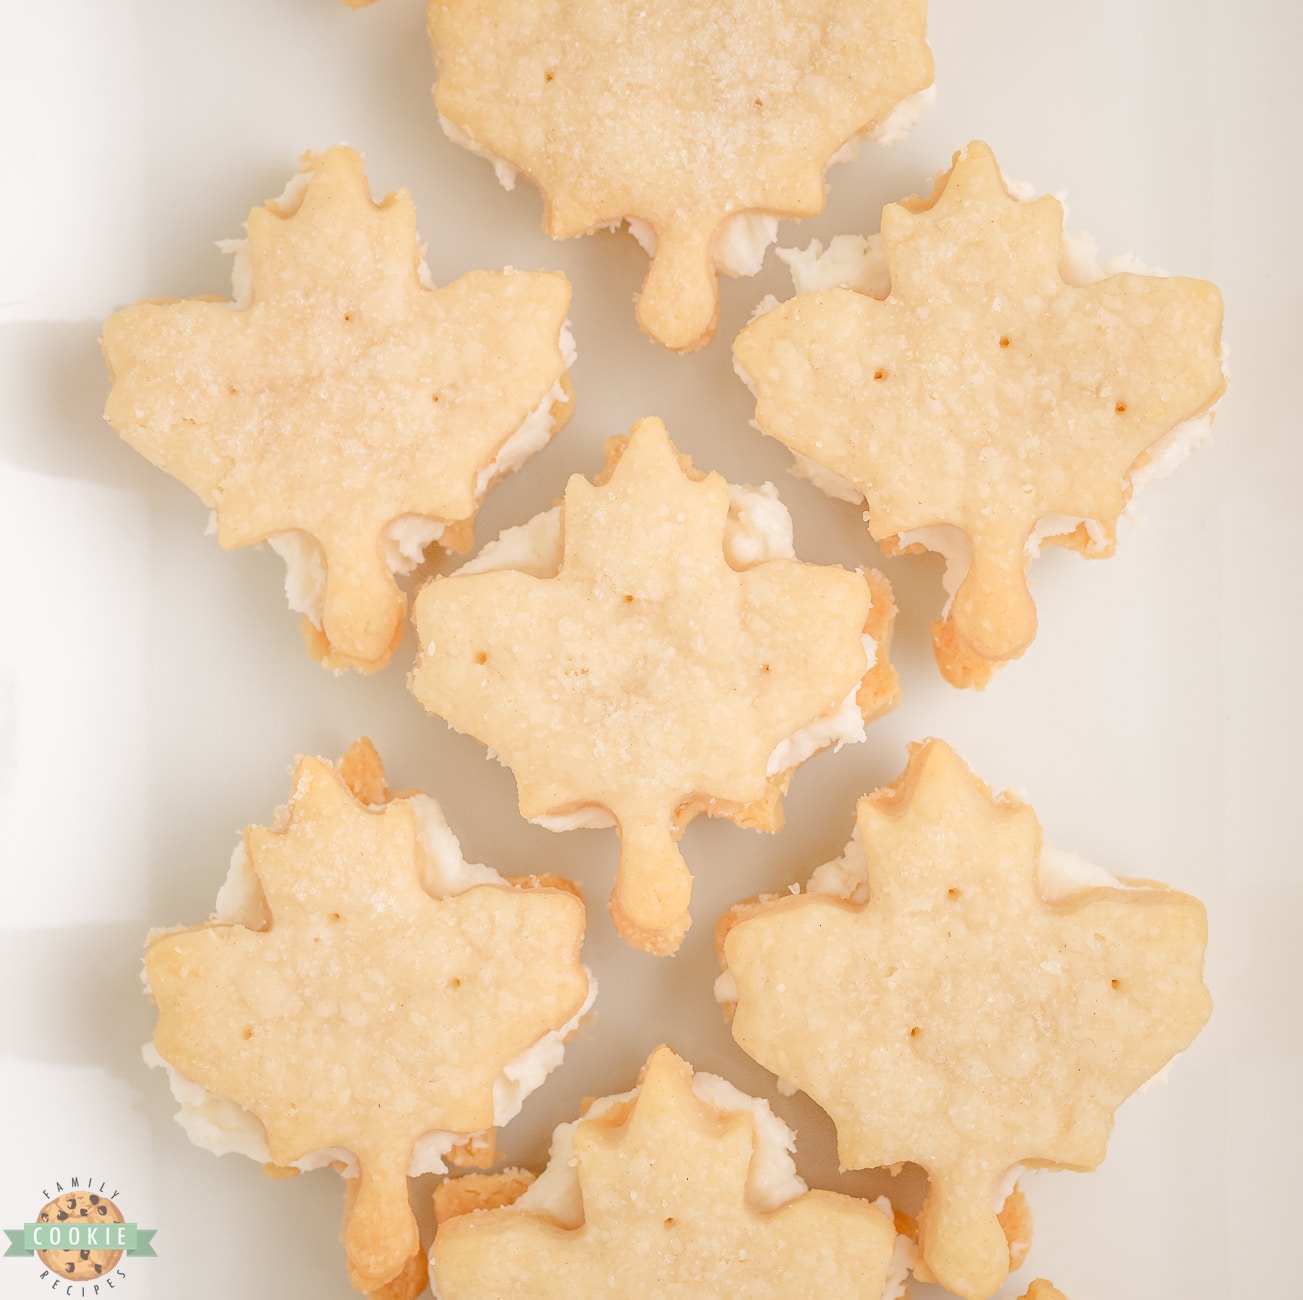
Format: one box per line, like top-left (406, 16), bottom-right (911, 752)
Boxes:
top-left (610, 814), bottom-right (694, 955)
top-left (341, 1152), bottom-right (420, 1293)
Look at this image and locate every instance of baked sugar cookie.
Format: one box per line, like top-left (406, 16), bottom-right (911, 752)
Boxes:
top-left (143, 740), bottom-right (593, 1297)
top-left (409, 418), bottom-right (899, 954)
top-left (735, 140), bottom-right (1226, 687)
top-left (428, 0), bottom-right (933, 350)
top-left (718, 740), bottom-right (1211, 1299)
top-left (103, 147), bottom-right (574, 673)
top-left (431, 1046), bottom-right (908, 1299)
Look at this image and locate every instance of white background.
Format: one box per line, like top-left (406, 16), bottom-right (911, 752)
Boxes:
top-left (0, 2), bottom-right (1298, 1297)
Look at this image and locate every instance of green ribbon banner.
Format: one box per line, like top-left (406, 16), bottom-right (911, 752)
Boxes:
top-left (4, 1223), bottom-right (156, 1257)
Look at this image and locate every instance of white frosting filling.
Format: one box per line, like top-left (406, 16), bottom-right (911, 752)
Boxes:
top-left (452, 483), bottom-right (874, 831)
top-left (437, 112), bottom-right (519, 190)
top-left (777, 233), bottom-right (890, 299)
top-left (146, 793), bottom-right (594, 1177)
top-left (881, 1220), bottom-right (918, 1300)
top-left (827, 84), bottom-right (937, 172)
top-left (1025, 514), bottom-right (1108, 560)
top-left (765, 639), bottom-right (874, 776)
top-left (614, 211), bottom-right (781, 276)
top-left (990, 1164), bottom-right (1025, 1212)
top-left (893, 524), bottom-right (971, 619)
top-left (866, 84), bottom-right (936, 146)
top-left (384, 516), bottom-right (449, 576)
top-left (713, 213), bottom-right (780, 277)
top-left (789, 452), bottom-right (866, 505)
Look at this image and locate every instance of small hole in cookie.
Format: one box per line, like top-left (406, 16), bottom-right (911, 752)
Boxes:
top-left (873, 368), bottom-right (886, 381)
top-left (431, 393), bottom-right (440, 403)
top-left (999, 336), bottom-right (1010, 348)
top-left (947, 887), bottom-right (960, 900)
top-left (450, 977), bottom-right (462, 989)
top-left (474, 650), bottom-right (488, 665)
top-left (227, 384), bottom-right (237, 396)
top-left (909, 1026), bottom-right (920, 1039)
top-left (544, 70), bottom-right (554, 82)
top-left (242, 1026), bottom-right (254, 1040)
top-left (760, 663), bottom-right (770, 674)
top-left (1110, 978), bottom-right (1121, 990)
top-left (664, 1217), bottom-right (676, 1228)
top-left (754, 98), bottom-right (763, 108)
top-left (343, 312), bottom-right (353, 323)
top-left (1115, 401), bottom-right (1127, 414)
top-left (623, 594), bottom-right (634, 604)
top-left (329, 912), bottom-right (342, 922)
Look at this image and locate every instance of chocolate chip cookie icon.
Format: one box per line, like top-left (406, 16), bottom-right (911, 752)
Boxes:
top-left (35, 1193), bottom-right (124, 1281)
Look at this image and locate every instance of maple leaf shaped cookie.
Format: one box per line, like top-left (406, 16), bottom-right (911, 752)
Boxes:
top-left (408, 418), bottom-right (899, 954)
top-left (103, 146), bottom-right (573, 673)
top-left (144, 742), bottom-right (590, 1296)
top-left (428, 0), bottom-right (933, 350)
top-left (720, 740), bottom-right (1211, 1300)
top-left (735, 140), bottom-right (1226, 687)
top-left (431, 1046), bottom-right (899, 1298)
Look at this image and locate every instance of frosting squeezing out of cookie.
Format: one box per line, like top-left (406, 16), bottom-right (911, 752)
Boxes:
top-left (103, 146), bottom-right (574, 673)
top-left (735, 140), bottom-right (1226, 686)
top-left (428, 0), bottom-right (933, 350)
top-left (409, 418), bottom-right (898, 954)
top-left (143, 740), bottom-right (591, 1297)
top-left (720, 739), bottom-right (1212, 1299)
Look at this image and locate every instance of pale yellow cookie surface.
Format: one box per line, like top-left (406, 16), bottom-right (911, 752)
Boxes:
top-left (722, 740), bottom-right (1211, 1300)
top-left (429, 0), bottom-right (932, 350)
top-left (735, 140), bottom-right (1225, 686)
top-left (144, 742), bottom-right (590, 1295)
top-left (431, 1046), bottom-right (897, 1298)
top-left (103, 145), bottom-right (572, 672)
top-left (408, 418), bottom-right (897, 954)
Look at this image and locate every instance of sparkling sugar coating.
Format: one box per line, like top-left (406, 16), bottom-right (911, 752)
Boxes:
top-left (102, 146), bottom-right (572, 672)
top-left (408, 419), bottom-right (898, 954)
top-left (722, 740), bottom-right (1211, 1300)
top-left (430, 1046), bottom-right (898, 1298)
top-left (144, 746), bottom-right (589, 1295)
top-left (734, 140), bottom-right (1226, 687)
top-left (428, 0), bottom-right (932, 350)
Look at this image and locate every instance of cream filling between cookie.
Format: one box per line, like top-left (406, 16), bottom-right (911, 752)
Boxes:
top-left (756, 197), bottom-right (1228, 585)
top-left (217, 173), bottom-right (576, 634)
top-left (451, 483), bottom-right (875, 832)
top-left (437, 113), bottom-right (520, 191)
top-left (144, 794), bottom-right (595, 1178)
